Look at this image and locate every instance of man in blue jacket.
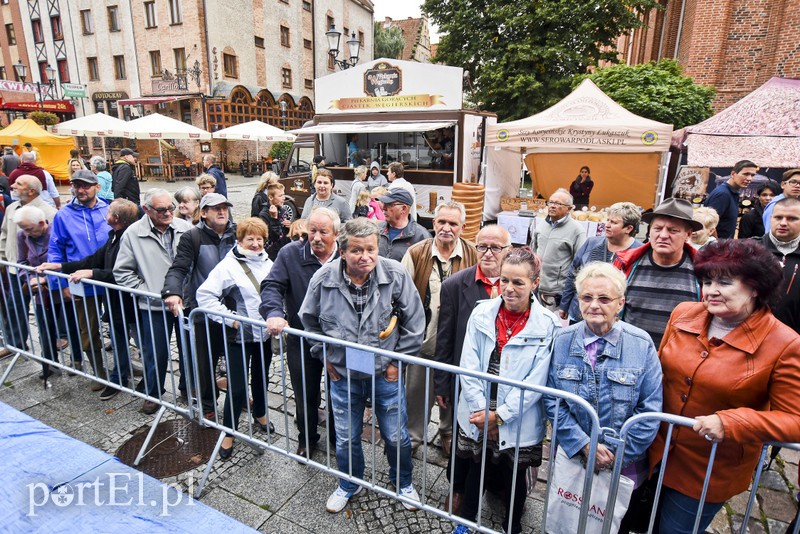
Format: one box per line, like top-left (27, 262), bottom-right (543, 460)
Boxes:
top-left (203, 154), bottom-right (227, 198)
top-left (48, 169), bottom-right (111, 386)
top-left (261, 206), bottom-right (340, 457)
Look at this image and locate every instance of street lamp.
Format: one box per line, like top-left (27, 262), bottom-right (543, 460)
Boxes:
top-left (13, 59), bottom-right (55, 111)
top-left (326, 24), bottom-right (360, 70)
top-left (279, 100), bottom-right (287, 130)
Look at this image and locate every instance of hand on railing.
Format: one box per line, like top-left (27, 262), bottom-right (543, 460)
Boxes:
top-left (164, 295), bottom-right (184, 317)
top-left (693, 414), bottom-right (725, 443)
top-left (36, 262), bottom-right (62, 273)
top-left (69, 269), bottom-right (93, 283)
top-left (266, 317), bottom-right (288, 336)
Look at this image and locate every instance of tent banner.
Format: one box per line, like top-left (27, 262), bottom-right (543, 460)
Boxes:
top-left (492, 125), bottom-right (669, 151)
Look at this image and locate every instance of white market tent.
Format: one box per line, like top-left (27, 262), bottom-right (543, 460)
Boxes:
top-left (127, 113), bottom-right (211, 164)
top-left (212, 120), bottom-right (296, 159)
top-left (51, 112), bottom-right (134, 160)
top-left (486, 79), bottom-right (674, 209)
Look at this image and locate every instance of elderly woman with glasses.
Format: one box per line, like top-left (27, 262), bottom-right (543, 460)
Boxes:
top-left (559, 202), bottom-right (643, 323)
top-left (545, 261), bottom-right (662, 533)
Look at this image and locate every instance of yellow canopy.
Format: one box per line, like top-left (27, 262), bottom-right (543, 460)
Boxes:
top-left (0, 119), bottom-right (76, 183)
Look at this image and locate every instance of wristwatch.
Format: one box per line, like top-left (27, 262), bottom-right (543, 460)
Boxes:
top-left (495, 413), bottom-right (505, 426)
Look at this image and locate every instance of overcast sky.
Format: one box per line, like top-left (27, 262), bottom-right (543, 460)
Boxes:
top-left (372, 0), bottom-right (440, 43)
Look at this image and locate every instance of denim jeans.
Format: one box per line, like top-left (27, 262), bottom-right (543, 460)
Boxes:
top-left (137, 308), bottom-right (178, 398)
top-left (329, 372), bottom-right (413, 493)
top-left (656, 487), bottom-right (724, 534)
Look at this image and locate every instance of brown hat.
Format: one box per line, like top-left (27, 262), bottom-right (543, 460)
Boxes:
top-left (641, 198), bottom-right (704, 232)
top-left (783, 169), bottom-right (800, 181)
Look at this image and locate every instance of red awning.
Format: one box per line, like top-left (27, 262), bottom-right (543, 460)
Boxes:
top-left (0, 99), bottom-right (75, 113)
top-left (117, 96), bottom-right (191, 106)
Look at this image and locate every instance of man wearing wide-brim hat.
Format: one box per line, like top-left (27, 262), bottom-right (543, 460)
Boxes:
top-left (613, 198), bottom-right (704, 347)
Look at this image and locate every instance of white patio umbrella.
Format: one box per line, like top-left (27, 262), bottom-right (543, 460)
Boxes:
top-left (51, 112), bottom-right (134, 160)
top-left (126, 113), bottom-right (211, 167)
top-left (211, 120), bottom-right (296, 159)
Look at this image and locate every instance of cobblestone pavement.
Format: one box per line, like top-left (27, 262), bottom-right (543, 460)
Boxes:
top-left (7, 173), bottom-right (796, 532)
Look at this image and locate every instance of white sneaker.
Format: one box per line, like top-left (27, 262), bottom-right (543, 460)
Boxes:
top-left (400, 484), bottom-right (420, 511)
top-left (325, 485), bottom-right (362, 513)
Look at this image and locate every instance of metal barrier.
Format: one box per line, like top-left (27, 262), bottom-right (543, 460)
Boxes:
top-left (3, 259), bottom-right (800, 533)
top-left (602, 412), bottom-right (800, 534)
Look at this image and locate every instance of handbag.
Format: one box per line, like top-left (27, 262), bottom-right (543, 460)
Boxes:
top-left (546, 446), bottom-right (634, 534)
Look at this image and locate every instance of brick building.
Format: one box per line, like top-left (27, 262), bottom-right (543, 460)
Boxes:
top-left (615, 0), bottom-right (800, 111)
top-left (382, 16), bottom-right (432, 63)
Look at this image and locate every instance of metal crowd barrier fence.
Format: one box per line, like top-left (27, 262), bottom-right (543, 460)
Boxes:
top-left (3, 260), bottom-right (799, 533)
top-left (602, 412), bottom-right (800, 534)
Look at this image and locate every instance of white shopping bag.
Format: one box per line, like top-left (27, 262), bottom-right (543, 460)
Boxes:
top-left (546, 446), bottom-right (634, 534)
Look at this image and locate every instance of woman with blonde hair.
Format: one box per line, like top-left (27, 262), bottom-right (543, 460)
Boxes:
top-left (251, 171), bottom-right (281, 217)
top-left (690, 206), bottom-right (719, 249)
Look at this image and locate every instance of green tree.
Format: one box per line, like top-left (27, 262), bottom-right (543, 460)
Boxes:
top-left (423, 0), bottom-right (661, 121)
top-left (269, 141), bottom-right (292, 161)
top-left (374, 21), bottom-right (405, 60)
top-left (579, 59), bottom-right (715, 129)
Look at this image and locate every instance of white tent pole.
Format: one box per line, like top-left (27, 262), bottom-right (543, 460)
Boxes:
top-left (256, 139), bottom-right (259, 161)
top-left (519, 147), bottom-right (527, 194)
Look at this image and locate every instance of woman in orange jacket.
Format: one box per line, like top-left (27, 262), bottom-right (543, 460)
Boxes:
top-left (651, 239), bottom-right (800, 533)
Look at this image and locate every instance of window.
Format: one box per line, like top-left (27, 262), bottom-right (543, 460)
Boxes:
top-left (326, 15), bottom-right (333, 30)
top-left (303, 39), bottom-right (311, 50)
top-left (281, 67), bottom-right (291, 88)
top-left (358, 30), bottom-right (365, 48)
top-left (327, 54), bottom-right (334, 70)
top-left (304, 78), bottom-right (313, 89)
top-left (254, 36), bottom-right (264, 48)
top-left (32, 20), bottom-right (44, 43)
top-left (149, 51), bottom-right (162, 77)
top-left (173, 47), bottom-right (186, 74)
top-left (144, 2), bottom-right (156, 28)
top-left (107, 6), bottom-right (120, 32)
top-left (57, 59), bottom-right (69, 83)
top-left (87, 57), bottom-right (99, 80)
top-left (223, 53), bottom-right (237, 78)
top-left (5, 23), bottom-right (15, 45)
top-left (302, 1), bottom-right (311, 11)
top-left (0, 67), bottom-right (6, 80)
top-left (113, 55), bottom-right (126, 79)
top-left (80, 10), bottom-right (93, 34)
top-left (169, 0), bottom-right (182, 25)
top-left (280, 26), bottom-right (290, 47)
top-left (39, 62), bottom-right (49, 83)
top-left (51, 16), bottom-right (63, 39)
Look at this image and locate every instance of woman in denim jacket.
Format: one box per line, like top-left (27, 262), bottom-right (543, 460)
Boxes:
top-left (452, 247), bottom-right (560, 534)
top-left (545, 262), bottom-right (663, 531)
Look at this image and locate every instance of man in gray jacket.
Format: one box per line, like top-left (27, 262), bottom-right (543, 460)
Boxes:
top-left (114, 189), bottom-right (192, 414)
top-left (300, 217), bottom-right (425, 514)
top-left (533, 188), bottom-right (586, 312)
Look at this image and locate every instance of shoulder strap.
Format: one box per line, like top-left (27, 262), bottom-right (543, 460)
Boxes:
top-left (236, 258), bottom-right (261, 293)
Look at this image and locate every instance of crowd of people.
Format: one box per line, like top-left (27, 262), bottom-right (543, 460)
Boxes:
top-left (1, 151), bottom-right (800, 534)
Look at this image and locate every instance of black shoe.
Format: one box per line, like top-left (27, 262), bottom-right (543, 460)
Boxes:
top-left (135, 380), bottom-right (145, 393)
top-left (254, 419), bottom-right (275, 433)
top-left (39, 369), bottom-right (51, 380)
top-left (219, 444), bottom-right (234, 460)
top-left (99, 386), bottom-right (120, 401)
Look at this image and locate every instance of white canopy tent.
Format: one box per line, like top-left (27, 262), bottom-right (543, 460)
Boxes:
top-left (486, 79), bottom-right (673, 208)
top-left (51, 112), bottom-right (134, 160)
top-left (126, 113), bottom-right (211, 165)
top-left (212, 120), bottom-right (296, 159)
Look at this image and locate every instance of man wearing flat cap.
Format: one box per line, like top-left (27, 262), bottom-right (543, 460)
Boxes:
top-left (613, 198), bottom-right (702, 347)
top-left (112, 148), bottom-right (141, 205)
top-left (48, 169), bottom-right (112, 385)
top-left (376, 189), bottom-right (430, 262)
top-left (763, 169), bottom-right (800, 234)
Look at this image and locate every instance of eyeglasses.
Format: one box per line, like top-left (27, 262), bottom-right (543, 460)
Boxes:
top-left (785, 180), bottom-right (800, 187)
top-left (578, 294), bottom-right (620, 305)
top-left (148, 204), bottom-right (176, 214)
top-left (546, 201), bottom-right (571, 208)
top-left (71, 182), bottom-right (96, 190)
top-left (476, 244), bottom-right (510, 255)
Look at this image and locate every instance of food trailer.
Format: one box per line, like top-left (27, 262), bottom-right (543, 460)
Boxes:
top-left (280, 58), bottom-right (500, 222)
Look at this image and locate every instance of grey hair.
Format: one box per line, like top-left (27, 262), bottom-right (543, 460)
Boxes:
top-left (434, 201), bottom-right (466, 225)
top-left (16, 174), bottom-right (42, 194)
top-left (552, 187), bottom-right (574, 206)
top-left (174, 186), bottom-right (201, 203)
top-left (203, 154), bottom-right (217, 164)
top-left (606, 202), bottom-right (641, 236)
top-left (337, 217), bottom-right (380, 251)
top-left (308, 206), bottom-right (341, 233)
top-left (89, 155), bottom-right (107, 172)
top-left (143, 188), bottom-right (172, 207)
top-left (20, 151), bottom-right (37, 163)
top-left (13, 204), bottom-right (47, 225)
top-left (108, 199), bottom-right (140, 227)
top-left (575, 262), bottom-right (627, 299)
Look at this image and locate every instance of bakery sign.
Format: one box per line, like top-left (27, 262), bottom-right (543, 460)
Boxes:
top-left (316, 58), bottom-right (463, 114)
